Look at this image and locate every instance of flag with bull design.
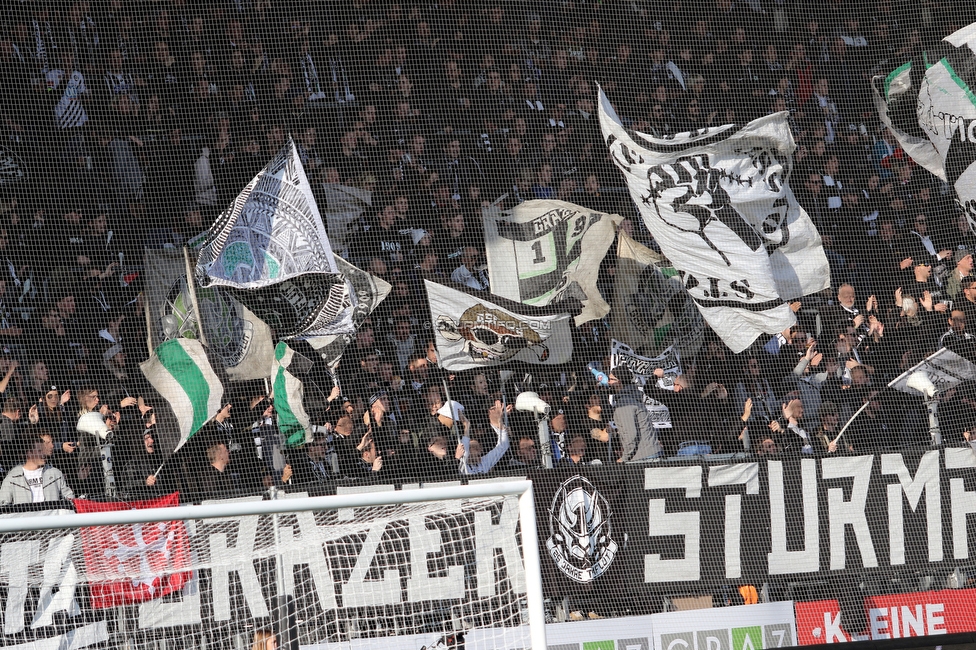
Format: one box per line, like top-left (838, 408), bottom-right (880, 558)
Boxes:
top-left (425, 279), bottom-right (574, 372)
top-left (598, 87), bottom-right (829, 353)
top-left (873, 22), bottom-right (976, 228)
top-left (483, 200), bottom-right (622, 325)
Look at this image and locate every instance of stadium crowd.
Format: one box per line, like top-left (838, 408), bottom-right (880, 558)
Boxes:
top-left (0, 0), bottom-right (974, 505)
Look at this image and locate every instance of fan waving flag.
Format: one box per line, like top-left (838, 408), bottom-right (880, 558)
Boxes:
top-left (74, 493), bottom-right (191, 609)
top-left (598, 88), bottom-right (829, 353)
top-left (140, 338), bottom-right (224, 451)
top-left (195, 138), bottom-right (353, 339)
top-left (271, 342), bottom-right (313, 447)
top-left (483, 199), bottom-right (622, 325)
top-left (426, 279), bottom-right (574, 372)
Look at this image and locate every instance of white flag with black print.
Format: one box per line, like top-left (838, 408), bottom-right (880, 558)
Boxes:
top-left (599, 88), bottom-right (829, 353)
top-left (483, 200), bottom-right (622, 325)
top-left (425, 279), bottom-right (574, 372)
top-left (195, 138), bottom-right (353, 339)
top-left (873, 22), bottom-right (976, 227)
top-left (305, 257), bottom-right (393, 365)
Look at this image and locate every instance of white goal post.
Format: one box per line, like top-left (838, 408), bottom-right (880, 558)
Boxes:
top-left (0, 479), bottom-right (548, 650)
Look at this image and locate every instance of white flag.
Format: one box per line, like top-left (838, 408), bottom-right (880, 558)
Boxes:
top-left (873, 23), bottom-right (976, 227)
top-left (140, 339), bottom-right (224, 451)
top-left (598, 88), bottom-right (829, 353)
top-left (483, 199), bottom-right (622, 325)
top-left (425, 280), bottom-right (574, 372)
top-left (196, 139), bottom-right (352, 339)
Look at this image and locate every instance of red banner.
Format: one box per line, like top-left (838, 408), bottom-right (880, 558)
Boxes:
top-left (74, 492), bottom-right (191, 609)
top-left (795, 589), bottom-right (976, 644)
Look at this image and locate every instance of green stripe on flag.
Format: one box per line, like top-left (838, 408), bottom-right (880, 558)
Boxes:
top-left (884, 61), bottom-right (912, 98)
top-left (158, 340), bottom-right (212, 437)
top-left (273, 342), bottom-right (307, 447)
top-left (941, 58), bottom-right (976, 109)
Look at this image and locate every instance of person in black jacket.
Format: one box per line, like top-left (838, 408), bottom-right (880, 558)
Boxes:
top-left (121, 420), bottom-right (168, 498)
top-left (285, 431), bottom-right (333, 490)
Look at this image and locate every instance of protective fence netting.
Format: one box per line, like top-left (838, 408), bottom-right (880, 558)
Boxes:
top-left (2, 0), bottom-right (976, 647)
top-left (0, 492), bottom-right (532, 650)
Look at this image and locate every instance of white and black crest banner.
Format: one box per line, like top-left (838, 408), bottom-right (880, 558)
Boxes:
top-left (598, 89), bottom-right (829, 353)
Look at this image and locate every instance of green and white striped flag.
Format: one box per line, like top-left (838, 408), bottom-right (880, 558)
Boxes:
top-left (140, 338), bottom-right (224, 451)
top-left (271, 342), bottom-right (312, 448)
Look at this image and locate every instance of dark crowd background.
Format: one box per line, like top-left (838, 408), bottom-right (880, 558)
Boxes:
top-left (0, 0), bottom-right (974, 509)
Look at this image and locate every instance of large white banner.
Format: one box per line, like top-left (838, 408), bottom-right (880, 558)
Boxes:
top-left (874, 23), bottom-right (976, 228)
top-left (483, 200), bottom-right (622, 325)
top-left (598, 88), bottom-right (829, 353)
top-left (425, 279), bottom-right (574, 371)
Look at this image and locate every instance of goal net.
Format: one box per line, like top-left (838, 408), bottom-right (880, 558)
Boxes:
top-left (0, 482), bottom-right (545, 650)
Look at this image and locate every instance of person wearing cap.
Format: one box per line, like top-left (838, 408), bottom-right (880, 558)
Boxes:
top-left (122, 412), bottom-right (169, 498)
top-left (902, 257), bottom-right (944, 308)
top-left (946, 250), bottom-right (974, 299)
top-left (36, 383), bottom-right (75, 451)
top-left (608, 367), bottom-right (664, 462)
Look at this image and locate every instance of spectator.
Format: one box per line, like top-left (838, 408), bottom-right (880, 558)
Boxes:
top-left (608, 367), bottom-right (663, 462)
top-left (450, 246), bottom-right (489, 291)
top-left (0, 429), bottom-right (74, 504)
top-left (457, 410), bottom-right (509, 475)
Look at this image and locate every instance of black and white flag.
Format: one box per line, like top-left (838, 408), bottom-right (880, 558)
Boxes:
top-left (305, 257), bottom-right (392, 366)
top-left (195, 139), bottom-right (352, 339)
top-left (144, 247), bottom-right (275, 382)
top-left (598, 88), bottom-right (829, 353)
top-left (483, 200), bottom-right (622, 325)
top-left (612, 230), bottom-right (705, 360)
top-left (425, 279), bottom-right (574, 372)
top-left (873, 22), bottom-right (976, 227)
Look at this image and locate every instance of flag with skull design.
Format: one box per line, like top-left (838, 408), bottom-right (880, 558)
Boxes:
top-left (425, 279), bottom-right (574, 371)
top-left (598, 88), bottom-right (829, 353)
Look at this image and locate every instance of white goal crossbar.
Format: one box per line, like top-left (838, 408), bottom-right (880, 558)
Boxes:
top-left (0, 480), bottom-right (548, 649)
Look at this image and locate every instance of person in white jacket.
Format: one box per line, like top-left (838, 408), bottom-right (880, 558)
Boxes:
top-left (455, 412), bottom-right (509, 475)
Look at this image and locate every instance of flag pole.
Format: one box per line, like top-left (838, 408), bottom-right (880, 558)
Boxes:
top-left (183, 246), bottom-right (208, 346)
top-left (143, 291), bottom-right (153, 357)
